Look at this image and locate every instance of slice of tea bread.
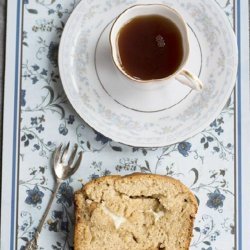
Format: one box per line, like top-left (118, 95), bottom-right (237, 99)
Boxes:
top-left (74, 174), bottom-right (198, 250)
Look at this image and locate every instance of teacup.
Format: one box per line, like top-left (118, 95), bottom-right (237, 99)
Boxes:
top-left (110, 4), bottom-right (203, 91)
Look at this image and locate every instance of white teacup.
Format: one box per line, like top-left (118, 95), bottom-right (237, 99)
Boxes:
top-left (110, 4), bottom-right (203, 91)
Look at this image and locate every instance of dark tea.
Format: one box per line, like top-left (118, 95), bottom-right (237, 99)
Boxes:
top-left (118, 15), bottom-right (184, 81)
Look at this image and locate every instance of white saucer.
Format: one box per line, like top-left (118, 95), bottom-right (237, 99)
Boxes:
top-left (59, 0), bottom-right (238, 147)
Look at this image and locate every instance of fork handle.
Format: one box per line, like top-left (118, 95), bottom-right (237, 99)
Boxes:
top-left (25, 180), bottom-right (61, 250)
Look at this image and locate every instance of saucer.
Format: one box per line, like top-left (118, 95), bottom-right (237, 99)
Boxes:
top-left (59, 0), bottom-right (238, 147)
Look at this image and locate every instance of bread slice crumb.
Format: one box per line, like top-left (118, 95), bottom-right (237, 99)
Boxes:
top-left (74, 173), bottom-right (198, 250)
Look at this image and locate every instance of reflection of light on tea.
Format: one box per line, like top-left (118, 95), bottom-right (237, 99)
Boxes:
top-left (155, 35), bottom-right (166, 48)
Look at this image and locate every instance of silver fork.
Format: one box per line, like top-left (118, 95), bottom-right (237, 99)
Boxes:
top-left (25, 142), bottom-right (83, 250)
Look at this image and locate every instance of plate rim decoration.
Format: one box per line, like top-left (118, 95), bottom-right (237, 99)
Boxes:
top-left (58, 0), bottom-right (238, 147)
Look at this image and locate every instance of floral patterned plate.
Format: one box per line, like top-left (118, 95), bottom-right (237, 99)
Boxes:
top-left (59, 0), bottom-right (237, 147)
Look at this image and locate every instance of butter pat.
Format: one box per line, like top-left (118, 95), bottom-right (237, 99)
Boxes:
top-left (101, 204), bottom-right (126, 229)
top-left (152, 210), bottom-right (165, 222)
top-left (148, 209), bottom-right (165, 222)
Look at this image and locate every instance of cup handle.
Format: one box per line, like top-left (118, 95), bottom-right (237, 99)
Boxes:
top-left (175, 69), bottom-right (203, 91)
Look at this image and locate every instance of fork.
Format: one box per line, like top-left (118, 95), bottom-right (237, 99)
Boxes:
top-left (25, 142), bottom-right (83, 250)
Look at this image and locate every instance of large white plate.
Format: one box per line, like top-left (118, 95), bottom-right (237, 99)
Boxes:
top-left (59, 0), bottom-right (238, 147)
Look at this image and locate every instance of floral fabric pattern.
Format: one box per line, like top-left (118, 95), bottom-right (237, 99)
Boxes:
top-left (18, 0), bottom-right (235, 249)
top-left (25, 186), bottom-right (44, 207)
top-left (206, 190), bottom-right (226, 210)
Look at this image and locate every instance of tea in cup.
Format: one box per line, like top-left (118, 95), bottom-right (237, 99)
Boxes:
top-left (110, 4), bottom-right (203, 90)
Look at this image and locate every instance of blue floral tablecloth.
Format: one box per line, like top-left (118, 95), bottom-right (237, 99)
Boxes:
top-left (17, 0), bottom-right (235, 249)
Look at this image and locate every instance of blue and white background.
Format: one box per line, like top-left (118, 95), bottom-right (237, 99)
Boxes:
top-left (1, 0), bottom-right (250, 249)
